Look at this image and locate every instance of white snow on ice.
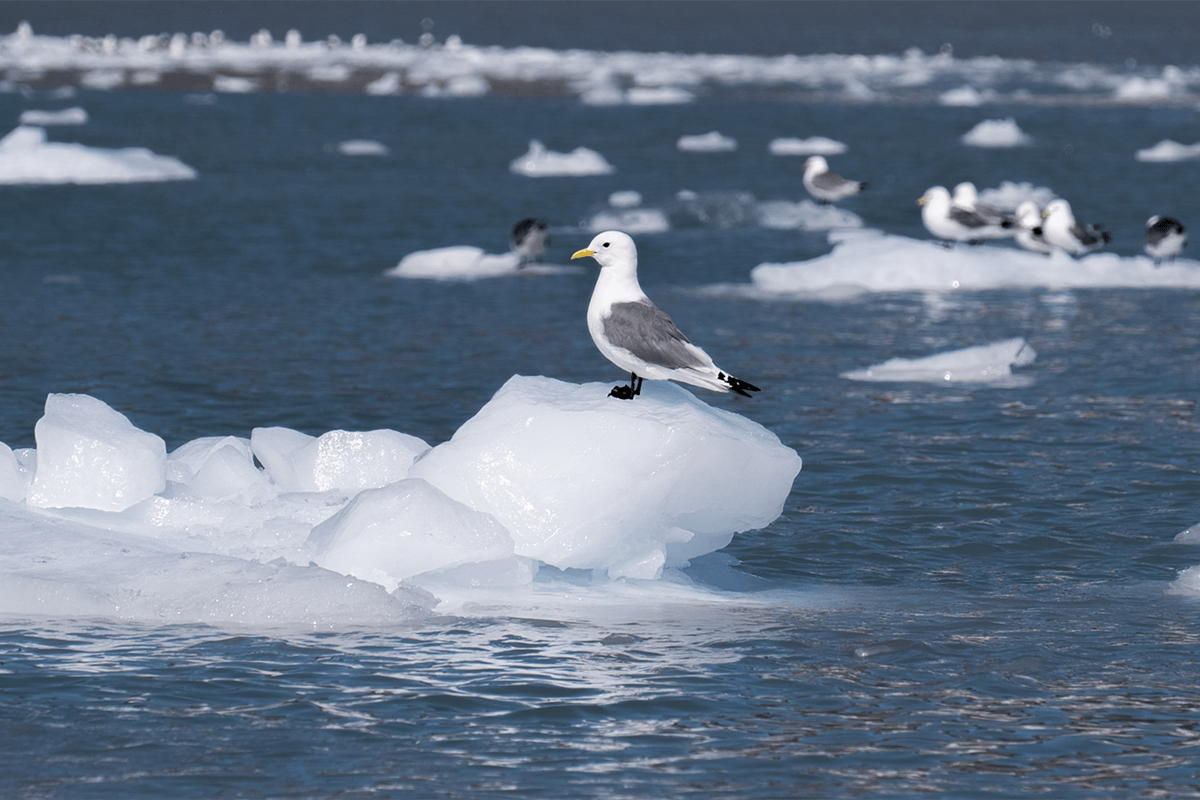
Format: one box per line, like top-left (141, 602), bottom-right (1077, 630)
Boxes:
top-left (841, 337), bottom-right (1036, 385)
top-left (961, 118), bottom-right (1033, 148)
top-left (0, 125), bottom-right (195, 184)
top-left (749, 229), bottom-right (1200, 296)
top-left (509, 139), bottom-right (614, 177)
top-left (0, 378), bottom-right (801, 625)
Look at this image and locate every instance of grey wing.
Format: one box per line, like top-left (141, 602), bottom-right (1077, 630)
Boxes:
top-left (604, 301), bottom-right (707, 370)
top-left (948, 206), bottom-right (989, 229)
top-left (812, 171), bottom-right (850, 191)
top-left (1069, 221), bottom-right (1105, 246)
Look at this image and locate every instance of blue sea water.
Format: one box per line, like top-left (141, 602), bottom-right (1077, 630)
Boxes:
top-left (4, 3), bottom-right (1200, 797)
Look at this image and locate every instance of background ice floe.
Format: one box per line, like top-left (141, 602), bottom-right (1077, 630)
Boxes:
top-left (0, 124), bottom-right (195, 184)
top-left (509, 139), bottom-right (615, 177)
top-left (18, 106), bottom-right (88, 125)
top-left (750, 229), bottom-right (1200, 295)
top-left (961, 118), bottom-right (1033, 148)
top-left (677, 130), bottom-right (737, 152)
top-left (385, 245), bottom-right (580, 280)
top-left (0, 378), bottom-right (800, 622)
top-left (1135, 139), bottom-right (1200, 162)
top-left (768, 136), bottom-right (847, 156)
top-left (841, 338), bottom-right (1036, 386)
top-left (335, 138), bottom-right (389, 156)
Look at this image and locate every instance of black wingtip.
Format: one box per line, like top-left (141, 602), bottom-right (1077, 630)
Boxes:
top-left (720, 372), bottom-right (761, 398)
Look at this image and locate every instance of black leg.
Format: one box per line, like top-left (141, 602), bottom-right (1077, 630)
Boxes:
top-left (609, 372), bottom-right (642, 400)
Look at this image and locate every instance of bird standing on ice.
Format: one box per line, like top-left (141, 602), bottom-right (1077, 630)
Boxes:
top-left (1145, 215), bottom-right (1187, 264)
top-left (1041, 199), bottom-right (1110, 256)
top-left (510, 217), bottom-right (549, 266)
top-left (918, 185), bottom-right (1007, 245)
top-left (571, 231), bottom-right (760, 400)
top-left (802, 155), bottom-right (866, 204)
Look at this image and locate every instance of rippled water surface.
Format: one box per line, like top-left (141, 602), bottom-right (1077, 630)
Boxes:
top-left (4, 4), bottom-right (1200, 797)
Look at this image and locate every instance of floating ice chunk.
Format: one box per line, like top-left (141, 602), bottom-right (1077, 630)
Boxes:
top-left (309, 478), bottom-right (517, 590)
top-left (27, 394), bottom-right (167, 512)
top-left (769, 136), bottom-right (848, 156)
top-left (80, 70), bottom-right (124, 90)
top-left (587, 207), bottom-right (670, 234)
top-left (213, 75), bottom-right (257, 93)
top-left (842, 338), bottom-right (1036, 385)
top-left (409, 376), bottom-right (801, 580)
top-left (387, 245), bottom-right (523, 280)
top-left (961, 118), bottom-right (1033, 148)
top-left (625, 86), bottom-right (694, 105)
top-left (365, 71), bottom-right (402, 95)
top-left (167, 436), bottom-right (275, 504)
top-left (1135, 140), bottom-right (1200, 162)
top-left (750, 229), bottom-right (1200, 295)
top-left (251, 427), bottom-right (429, 494)
top-left (0, 125), bottom-right (196, 184)
top-left (18, 106), bottom-right (87, 125)
top-left (1175, 522), bottom-right (1200, 543)
top-left (0, 502), bottom-right (433, 626)
top-left (938, 85), bottom-right (997, 106)
top-left (754, 199), bottom-right (863, 231)
top-left (509, 139), bottom-right (614, 177)
top-left (608, 190), bottom-right (643, 208)
top-left (1113, 75), bottom-right (1176, 101)
top-left (677, 131), bottom-right (737, 152)
top-left (1167, 564), bottom-right (1200, 597)
top-left (0, 442), bottom-right (24, 503)
top-left (336, 139), bottom-right (389, 156)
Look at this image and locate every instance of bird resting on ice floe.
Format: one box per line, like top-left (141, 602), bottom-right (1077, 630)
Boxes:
top-left (1012, 200), bottom-right (1054, 255)
top-left (802, 155), bottom-right (867, 204)
top-left (571, 230), bottom-right (760, 400)
top-left (1144, 215), bottom-right (1186, 264)
top-left (510, 217), bottom-right (550, 266)
top-left (1041, 199), bottom-right (1110, 256)
top-left (918, 185), bottom-right (1010, 245)
top-left (951, 182), bottom-right (1015, 236)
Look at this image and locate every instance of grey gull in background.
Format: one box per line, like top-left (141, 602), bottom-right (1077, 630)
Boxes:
top-left (918, 185), bottom-right (1008, 245)
top-left (1041, 199), bottom-right (1110, 256)
top-left (571, 230), bottom-right (760, 400)
top-left (510, 217), bottom-right (550, 265)
top-left (802, 155), bottom-right (866, 204)
top-left (1145, 215), bottom-right (1187, 264)
top-left (1012, 200), bottom-right (1054, 254)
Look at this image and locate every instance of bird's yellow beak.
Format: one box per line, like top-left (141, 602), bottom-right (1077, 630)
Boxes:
top-left (917, 196), bottom-right (926, 205)
top-left (571, 248), bottom-right (595, 260)
top-left (1042, 209), bottom-right (1050, 218)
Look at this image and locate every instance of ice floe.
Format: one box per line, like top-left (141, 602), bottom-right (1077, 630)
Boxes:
top-left (842, 338), bottom-right (1036, 385)
top-left (18, 106), bottom-right (88, 125)
top-left (677, 130), bottom-right (737, 152)
top-left (0, 125), bottom-right (195, 184)
top-left (750, 229), bottom-right (1200, 296)
top-left (386, 245), bottom-right (579, 280)
top-left (961, 118), bottom-right (1033, 148)
top-left (585, 190), bottom-right (671, 234)
top-left (509, 139), bottom-right (614, 177)
top-left (0, 378), bottom-right (800, 624)
top-left (1135, 140), bottom-right (1200, 162)
top-left (769, 136), bottom-right (848, 156)
top-left (335, 138), bottom-right (389, 156)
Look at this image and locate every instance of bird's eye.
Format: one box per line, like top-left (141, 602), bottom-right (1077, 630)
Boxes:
top-left (602, 242), bottom-right (610, 248)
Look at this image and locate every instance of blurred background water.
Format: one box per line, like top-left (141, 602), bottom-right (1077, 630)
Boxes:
top-left (3, 3), bottom-right (1200, 798)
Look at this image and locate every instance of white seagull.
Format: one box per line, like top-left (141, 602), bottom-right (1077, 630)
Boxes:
top-left (802, 155), bottom-right (867, 204)
top-left (571, 230), bottom-right (760, 400)
top-left (918, 185), bottom-right (1008, 245)
top-left (1041, 199), bottom-right (1110, 256)
top-left (1145, 215), bottom-right (1187, 264)
top-left (1012, 200), bottom-right (1054, 254)
top-left (951, 182), bottom-right (1015, 237)
top-left (510, 217), bottom-right (550, 265)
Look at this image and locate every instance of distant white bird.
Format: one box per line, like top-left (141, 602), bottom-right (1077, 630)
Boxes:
top-left (918, 185), bottom-right (1009, 245)
top-left (571, 230), bottom-right (760, 400)
top-left (802, 155), bottom-right (866, 204)
top-left (510, 217), bottom-right (549, 265)
top-left (951, 182), bottom-right (1014, 238)
top-left (1041, 199), bottom-right (1110, 256)
top-left (1013, 200), bottom-right (1054, 254)
top-left (1145, 215), bottom-right (1187, 264)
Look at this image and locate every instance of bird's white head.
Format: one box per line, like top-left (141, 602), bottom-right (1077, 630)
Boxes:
top-left (951, 182), bottom-right (978, 206)
top-left (918, 185), bottom-right (950, 207)
top-left (1043, 198), bottom-right (1071, 221)
top-left (571, 230), bottom-right (637, 270)
top-left (803, 155), bottom-right (828, 174)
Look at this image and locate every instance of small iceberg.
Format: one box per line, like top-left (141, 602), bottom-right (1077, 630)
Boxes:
top-left (509, 139), bottom-right (614, 177)
top-left (386, 245), bottom-right (580, 280)
top-left (938, 85), bottom-right (998, 106)
top-left (754, 199), bottom-right (863, 231)
top-left (335, 139), bottom-right (389, 156)
top-left (1135, 140), bottom-right (1200, 163)
top-left (768, 136), bottom-right (847, 156)
top-left (677, 131), bottom-right (737, 152)
top-left (0, 125), bottom-right (196, 184)
top-left (961, 118), bottom-right (1033, 148)
top-left (18, 107), bottom-right (88, 126)
top-left (586, 190), bottom-right (670, 234)
top-left (842, 338), bottom-right (1036, 385)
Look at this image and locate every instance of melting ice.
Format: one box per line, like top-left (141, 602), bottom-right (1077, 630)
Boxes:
top-left (0, 125), bottom-right (195, 184)
top-left (0, 377), bottom-right (801, 626)
top-left (842, 338), bottom-right (1036, 385)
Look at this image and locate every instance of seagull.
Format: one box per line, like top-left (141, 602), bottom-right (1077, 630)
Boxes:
top-left (802, 155), bottom-right (867, 204)
top-left (918, 185), bottom-right (1008, 245)
top-left (1145, 215), bottom-right (1187, 264)
top-left (1012, 200), bottom-right (1055, 254)
top-left (951, 182), bottom-right (1015, 236)
top-left (570, 230), bottom-right (760, 400)
top-left (510, 217), bottom-right (549, 266)
top-left (1041, 199), bottom-right (1110, 256)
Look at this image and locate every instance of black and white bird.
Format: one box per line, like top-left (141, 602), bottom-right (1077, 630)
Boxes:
top-left (510, 217), bottom-right (550, 266)
top-left (570, 231), bottom-right (760, 400)
top-left (918, 185), bottom-right (1008, 245)
top-left (802, 155), bottom-right (867, 204)
top-left (1012, 200), bottom-right (1055, 255)
top-left (951, 182), bottom-right (1015, 237)
top-left (1144, 215), bottom-right (1187, 264)
top-left (1041, 199), bottom-right (1110, 256)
